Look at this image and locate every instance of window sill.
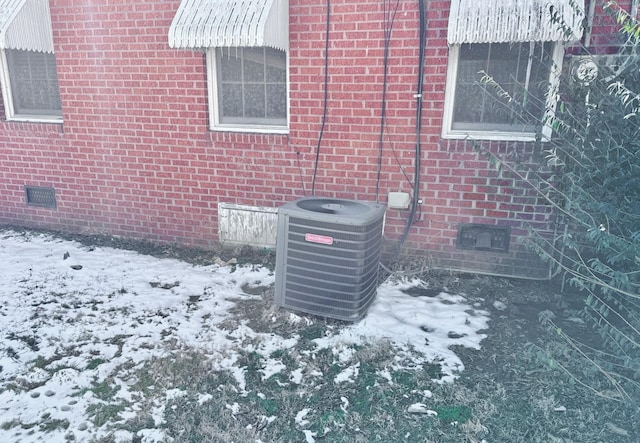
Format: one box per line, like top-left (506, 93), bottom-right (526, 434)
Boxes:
top-left (7, 116), bottom-right (63, 124)
top-left (2, 118), bottom-right (64, 134)
top-left (441, 129), bottom-right (550, 143)
top-left (210, 124), bottom-right (289, 135)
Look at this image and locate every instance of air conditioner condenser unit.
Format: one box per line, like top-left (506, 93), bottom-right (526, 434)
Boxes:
top-left (274, 197), bottom-right (386, 321)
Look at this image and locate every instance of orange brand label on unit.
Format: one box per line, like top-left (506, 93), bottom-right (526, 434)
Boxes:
top-left (305, 233), bottom-right (334, 245)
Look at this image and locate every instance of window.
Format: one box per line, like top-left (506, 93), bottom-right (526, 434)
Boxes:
top-left (443, 42), bottom-right (563, 141)
top-left (169, 0), bottom-right (289, 133)
top-left (0, 49), bottom-right (62, 122)
top-left (207, 47), bottom-right (288, 133)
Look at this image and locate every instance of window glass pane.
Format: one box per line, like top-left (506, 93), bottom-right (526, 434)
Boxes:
top-left (220, 84), bottom-right (243, 119)
top-left (454, 45), bottom-right (489, 125)
top-left (452, 42), bottom-right (553, 131)
top-left (243, 48), bottom-right (265, 82)
top-left (526, 43), bottom-right (554, 118)
top-left (265, 48), bottom-right (286, 83)
top-left (215, 47), bottom-right (287, 127)
top-left (244, 84), bottom-right (265, 118)
top-left (219, 50), bottom-right (242, 81)
top-left (7, 49), bottom-right (62, 117)
top-left (267, 84), bottom-right (287, 118)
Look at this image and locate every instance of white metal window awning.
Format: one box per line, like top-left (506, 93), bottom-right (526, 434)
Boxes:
top-left (0, 0), bottom-right (54, 53)
top-left (169, 0), bottom-right (289, 51)
top-left (448, 0), bottom-right (585, 45)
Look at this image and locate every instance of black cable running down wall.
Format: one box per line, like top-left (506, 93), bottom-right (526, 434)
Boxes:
top-left (397, 0), bottom-right (426, 250)
top-left (375, 0), bottom-right (400, 203)
top-left (311, 0), bottom-right (332, 196)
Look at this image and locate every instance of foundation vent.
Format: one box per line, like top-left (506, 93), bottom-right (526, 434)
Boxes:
top-left (25, 186), bottom-right (56, 209)
top-left (218, 203), bottom-right (277, 248)
top-left (456, 223), bottom-right (510, 253)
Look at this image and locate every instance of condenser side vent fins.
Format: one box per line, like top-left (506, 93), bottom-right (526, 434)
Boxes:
top-left (274, 197), bottom-right (386, 321)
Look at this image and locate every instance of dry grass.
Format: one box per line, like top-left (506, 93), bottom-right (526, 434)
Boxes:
top-left (93, 280), bottom-right (638, 443)
top-left (3, 227), bottom-right (638, 442)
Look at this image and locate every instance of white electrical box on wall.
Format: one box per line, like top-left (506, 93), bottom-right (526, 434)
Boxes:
top-left (387, 192), bottom-right (411, 209)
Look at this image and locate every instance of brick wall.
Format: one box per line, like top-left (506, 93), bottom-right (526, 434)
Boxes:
top-left (0, 0), bottom-right (624, 278)
top-left (585, 0), bottom-right (632, 52)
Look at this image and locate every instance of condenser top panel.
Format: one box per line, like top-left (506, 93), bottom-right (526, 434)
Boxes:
top-left (279, 197), bottom-right (386, 225)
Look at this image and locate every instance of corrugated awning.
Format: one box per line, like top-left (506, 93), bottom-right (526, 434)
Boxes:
top-left (169, 0), bottom-right (289, 51)
top-left (448, 0), bottom-right (585, 45)
top-left (0, 0), bottom-right (54, 53)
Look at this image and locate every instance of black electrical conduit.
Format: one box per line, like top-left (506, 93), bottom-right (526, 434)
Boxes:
top-left (375, 0), bottom-right (400, 203)
top-left (311, 0), bottom-right (424, 233)
top-left (310, 0), bottom-right (331, 196)
top-left (396, 0), bottom-right (426, 252)
top-left (382, 1), bottom-right (550, 280)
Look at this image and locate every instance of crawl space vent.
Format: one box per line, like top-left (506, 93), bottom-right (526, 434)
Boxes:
top-left (456, 223), bottom-right (510, 253)
top-left (274, 197), bottom-right (386, 321)
top-left (25, 186), bottom-right (56, 209)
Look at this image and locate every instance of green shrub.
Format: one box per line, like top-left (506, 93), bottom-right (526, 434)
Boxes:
top-left (476, 0), bottom-right (640, 401)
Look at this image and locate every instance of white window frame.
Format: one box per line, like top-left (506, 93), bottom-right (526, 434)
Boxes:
top-left (206, 47), bottom-right (289, 134)
top-left (0, 49), bottom-right (63, 124)
top-left (442, 42), bottom-right (565, 142)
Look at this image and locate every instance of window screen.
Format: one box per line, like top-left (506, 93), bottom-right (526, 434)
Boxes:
top-left (215, 47), bottom-right (287, 126)
top-left (452, 42), bottom-right (554, 132)
top-left (6, 49), bottom-right (62, 118)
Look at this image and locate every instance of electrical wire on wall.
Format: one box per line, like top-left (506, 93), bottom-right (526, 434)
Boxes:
top-left (310, 0), bottom-right (332, 196)
top-left (296, 151), bottom-right (307, 195)
top-left (375, 0), bottom-right (401, 203)
top-left (396, 0), bottom-right (427, 252)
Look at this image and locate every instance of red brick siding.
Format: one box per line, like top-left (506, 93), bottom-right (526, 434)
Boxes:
top-left (585, 0), bottom-right (633, 53)
top-left (0, 0), bottom-right (622, 277)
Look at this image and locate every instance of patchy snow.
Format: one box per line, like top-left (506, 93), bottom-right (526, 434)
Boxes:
top-left (197, 393), bottom-right (213, 406)
top-left (295, 408), bottom-right (311, 427)
top-left (407, 403), bottom-right (438, 415)
top-left (314, 280), bottom-right (490, 382)
top-left (334, 362), bottom-right (360, 384)
top-left (0, 229), bottom-right (489, 442)
top-left (340, 396), bottom-right (349, 412)
top-left (289, 367), bottom-right (304, 384)
top-left (261, 358), bottom-right (287, 381)
top-left (225, 402), bottom-right (240, 415)
top-left (302, 429), bottom-right (317, 443)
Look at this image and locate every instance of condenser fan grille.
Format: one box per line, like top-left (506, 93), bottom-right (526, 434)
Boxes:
top-left (295, 198), bottom-right (374, 216)
top-left (274, 197), bottom-right (386, 321)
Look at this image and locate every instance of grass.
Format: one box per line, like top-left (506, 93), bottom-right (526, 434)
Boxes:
top-left (28, 304), bottom-right (633, 442)
top-left (87, 402), bottom-right (130, 428)
top-left (5, 331), bottom-right (640, 443)
top-left (107, 314), bottom-right (490, 443)
top-left (1, 228), bottom-right (639, 442)
top-left (38, 417), bottom-right (70, 433)
top-left (86, 358), bottom-right (107, 370)
top-left (114, 274), bottom-right (638, 443)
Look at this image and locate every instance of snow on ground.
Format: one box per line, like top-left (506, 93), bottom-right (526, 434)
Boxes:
top-left (0, 229), bottom-right (489, 442)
